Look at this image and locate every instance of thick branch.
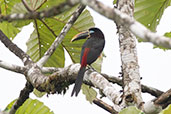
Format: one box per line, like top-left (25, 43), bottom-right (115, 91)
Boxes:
top-left (0, 31), bottom-right (32, 65)
top-left (26, 64), bottom-right (121, 109)
top-left (9, 82), bottom-right (33, 114)
top-left (117, 0), bottom-right (143, 108)
top-left (0, 60), bottom-right (163, 98)
top-left (69, 0), bottom-right (171, 49)
top-left (0, 60), bottom-right (26, 74)
top-left (37, 5), bottom-right (85, 67)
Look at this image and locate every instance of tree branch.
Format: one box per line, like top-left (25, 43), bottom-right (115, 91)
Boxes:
top-left (0, 30), bottom-right (32, 65)
top-left (0, 60), bottom-right (26, 74)
top-left (93, 98), bottom-right (118, 114)
top-left (37, 5), bottom-right (86, 67)
top-left (69, 0), bottom-right (171, 49)
top-left (0, 1), bottom-right (77, 22)
top-left (116, 0), bottom-right (143, 108)
top-left (9, 82), bottom-right (33, 114)
top-left (25, 63), bottom-right (122, 111)
top-left (154, 88), bottom-right (171, 109)
top-left (0, 59), bottom-right (163, 99)
top-left (102, 74), bottom-right (164, 98)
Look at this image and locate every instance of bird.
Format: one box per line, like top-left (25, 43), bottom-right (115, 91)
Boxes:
top-left (70, 27), bottom-right (105, 96)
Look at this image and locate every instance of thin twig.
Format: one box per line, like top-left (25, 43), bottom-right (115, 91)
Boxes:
top-left (154, 88), bottom-right (171, 108)
top-left (0, 30), bottom-right (32, 65)
top-left (93, 98), bottom-right (118, 114)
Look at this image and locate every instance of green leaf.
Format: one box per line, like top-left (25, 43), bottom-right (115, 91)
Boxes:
top-left (160, 104), bottom-right (171, 114)
top-left (0, 21), bottom-right (20, 39)
top-left (4, 98), bottom-right (54, 114)
top-left (27, 25), bottom-right (65, 67)
top-left (164, 32), bottom-right (171, 37)
top-left (91, 52), bottom-right (105, 72)
top-left (11, 2), bottom-right (31, 28)
top-left (4, 99), bottom-right (17, 112)
top-left (134, 0), bottom-right (171, 32)
top-left (113, 0), bottom-right (117, 4)
top-left (38, 0), bottom-right (66, 11)
top-left (0, 0), bottom-right (20, 15)
top-left (33, 89), bottom-right (46, 98)
top-left (23, 0), bottom-right (46, 11)
top-left (82, 84), bottom-right (97, 104)
top-left (119, 106), bottom-right (144, 114)
top-left (15, 98), bottom-right (54, 114)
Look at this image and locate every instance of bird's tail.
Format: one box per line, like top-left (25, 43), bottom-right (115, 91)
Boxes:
top-left (71, 67), bottom-right (86, 97)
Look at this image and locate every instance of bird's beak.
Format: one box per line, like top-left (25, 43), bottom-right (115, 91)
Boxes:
top-left (71, 31), bottom-right (90, 42)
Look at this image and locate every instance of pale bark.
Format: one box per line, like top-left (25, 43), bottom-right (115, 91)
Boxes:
top-left (117, 0), bottom-right (143, 108)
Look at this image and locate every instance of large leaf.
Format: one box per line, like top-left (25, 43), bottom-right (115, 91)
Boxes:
top-left (3, 99), bottom-right (16, 112)
top-left (38, 0), bottom-right (66, 11)
top-left (119, 106), bottom-right (143, 114)
top-left (11, 2), bottom-right (32, 28)
top-left (0, 0), bottom-right (20, 15)
top-left (27, 25), bottom-right (65, 67)
top-left (4, 98), bottom-right (54, 114)
top-left (91, 52), bottom-right (105, 72)
top-left (82, 84), bottom-right (97, 104)
top-left (0, 21), bottom-right (20, 39)
top-left (16, 99), bottom-right (54, 114)
top-left (134, 0), bottom-right (171, 32)
top-left (0, 0), bottom-right (21, 39)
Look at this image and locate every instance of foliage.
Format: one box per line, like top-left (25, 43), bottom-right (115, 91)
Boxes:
top-left (119, 106), bottom-right (143, 114)
top-left (4, 98), bottom-right (54, 114)
top-left (82, 84), bottom-right (97, 104)
top-left (3, 99), bottom-right (17, 112)
top-left (134, 0), bottom-right (171, 32)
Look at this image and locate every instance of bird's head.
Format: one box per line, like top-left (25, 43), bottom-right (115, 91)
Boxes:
top-left (71, 27), bottom-right (104, 42)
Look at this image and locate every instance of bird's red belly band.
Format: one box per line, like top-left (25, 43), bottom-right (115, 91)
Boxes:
top-left (81, 48), bottom-right (90, 67)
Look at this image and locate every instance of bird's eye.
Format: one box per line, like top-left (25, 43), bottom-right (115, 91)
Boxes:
top-left (89, 30), bottom-right (94, 34)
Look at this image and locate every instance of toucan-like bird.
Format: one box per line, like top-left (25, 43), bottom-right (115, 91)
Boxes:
top-left (71, 27), bottom-right (105, 96)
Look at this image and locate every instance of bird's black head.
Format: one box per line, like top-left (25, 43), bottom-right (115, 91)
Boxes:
top-left (88, 27), bottom-right (104, 39)
top-left (71, 27), bottom-right (104, 42)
